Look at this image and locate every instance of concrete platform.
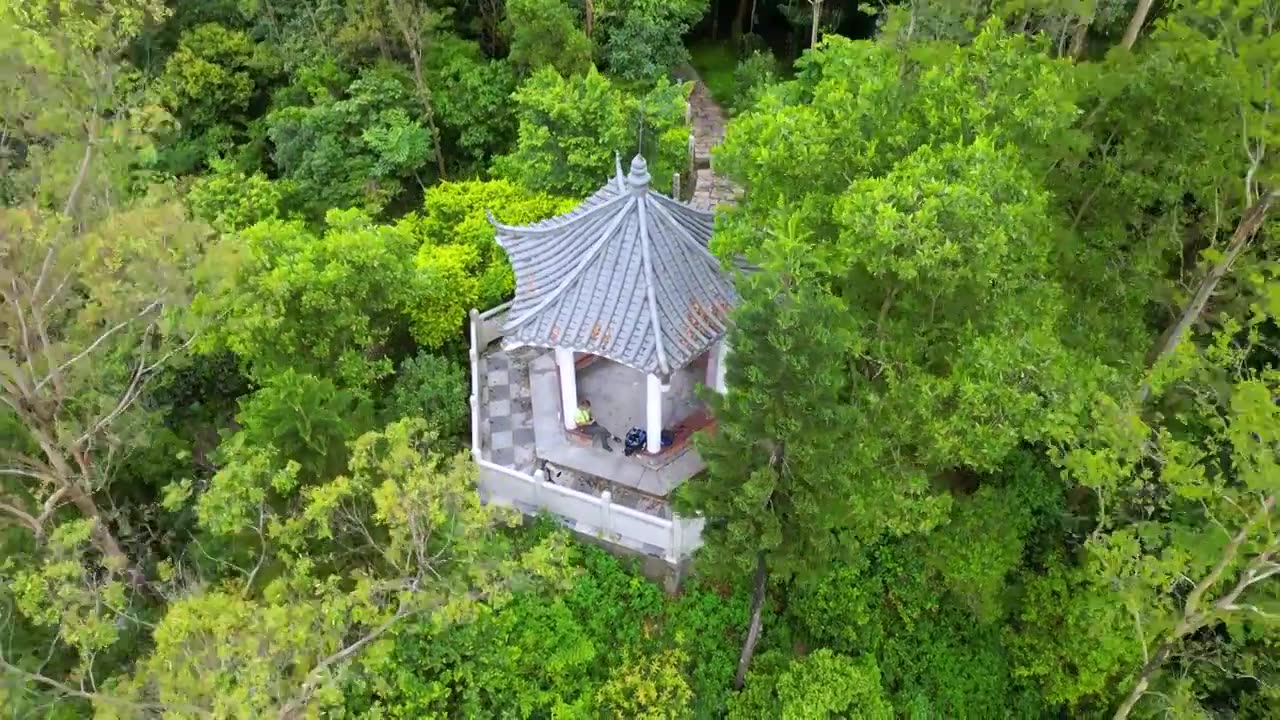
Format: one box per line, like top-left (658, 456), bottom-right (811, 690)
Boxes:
top-left (528, 352), bottom-right (706, 497)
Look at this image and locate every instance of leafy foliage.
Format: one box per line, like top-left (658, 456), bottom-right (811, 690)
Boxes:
top-left (344, 544), bottom-right (743, 719)
top-left (113, 420), bottom-right (573, 716)
top-left (496, 66), bottom-right (691, 196)
top-left (728, 649), bottom-right (893, 720)
top-left (595, 0), bottom-right (708, 81)
top-left (505, 0), bottom-right (593, 77)
top-left (266, 66), bottom-right (432, 217)
top-left (186, 157), bottom-right (290, 231)
top-left (401, 179), bottom-right (574, 345)
top-left (7, 0), bottom-right (1280, 717)
top-left (204, 209), bottom-right (420, 387)
top-left (152, 22), bottom-right (278, 173)
top-left (425, 35), bottom-right (519, 172)
top-left (385, 352), bottom-right (469, 444)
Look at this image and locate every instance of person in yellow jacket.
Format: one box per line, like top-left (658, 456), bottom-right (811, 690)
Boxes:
top-left (574, 399), bottom-right (613, 452)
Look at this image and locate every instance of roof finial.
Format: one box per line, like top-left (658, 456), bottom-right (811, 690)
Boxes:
top-left (627, 154), bottom-right (650, 190)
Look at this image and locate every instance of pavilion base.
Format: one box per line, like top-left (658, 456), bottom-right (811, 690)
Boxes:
top-left (529, 352), bottom-right (706, 497)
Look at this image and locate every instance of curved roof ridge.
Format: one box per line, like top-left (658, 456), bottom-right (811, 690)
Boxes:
top-left (491, 155), bottom-right (738, 375)
top-left (504, 197), bottom-right (637, 331)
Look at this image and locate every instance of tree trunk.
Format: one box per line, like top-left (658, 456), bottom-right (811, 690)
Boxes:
top-left (732, 0), bottom-right (751, 40)
top-left (1111, 494), bottom-right (1277, 719)
top-left (33, 432), bottom-right (136, 579)
top-left (387, 0), bottom-right (447, 179)
top-left (66, 485), bottom-right (131, 572)
top-left (1120, 0), bottom-right (1155, 50)
top-left (585, 0), bottom-right (594, 38)
top-left (404, 43), bottom-right (448, 179)
top-left (1139, 191), bottom-right (1277, 402)
top-left (810, 0), bottom-right (822, 48)
top-left (1070, 16), bottom-right (1091, 58)
top-left (734, 551), bottom-right (768, 689)
top-left (1112, 643), bottom-right (1174, 720)
top-left (711, 0), bottom-right (720, 40)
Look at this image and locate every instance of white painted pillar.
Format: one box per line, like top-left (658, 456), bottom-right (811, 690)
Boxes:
top-left (714, 339), bottom-right (729, 394)
top-left (555, 348), bottom-right (578, 430)
top-left (646, 373), bottom-right (663, 454)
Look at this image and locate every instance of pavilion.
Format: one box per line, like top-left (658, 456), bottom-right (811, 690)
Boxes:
top-left (489, 154), bottom-right (736, 456)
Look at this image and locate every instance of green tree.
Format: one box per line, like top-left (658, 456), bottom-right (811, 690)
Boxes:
top-left (106, 420), bottom-right (572, 717)
top-left (400, 179), bottom-right (574, 345)
top-left (266, 67), bottom-right (432, 217)
top-left (1010, 553), bottom-right (1143, 710)
top-left (495, 67), bottom-right (690, 196)
top-left (1054, 347), bottom-right (1280, 718)
top-left (186, 157), bottom-right (291, 232)
top-left (204, 208), bottom-right (420, 388)
top-left (728, 649), bottom-right (893, 720)
top-left (383, 0), bottom-right (449, 178)
top-left (595, 0), bottom-right (708, 81)
top-left (228, 370), bottom-right (373, 482)
top-left (596, 648), bottom-right (695, 719)
top-left (152, 22), bottom-right (279, 173)
top-left (506, 0), bottom-right (593, 77)
top-left (425, 34), bottom-right (519, 172)
top-left (679, 261), bottom-right (926, 686)
top-left (385, 352), bottom-right (468, 443)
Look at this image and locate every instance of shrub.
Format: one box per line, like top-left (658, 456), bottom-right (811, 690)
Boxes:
top-left (731, 50), bottom-right (778, 114)
top-left (495, 67), bottom-right (690, 197)
top-left (385, 352), bottom-right (469, 446)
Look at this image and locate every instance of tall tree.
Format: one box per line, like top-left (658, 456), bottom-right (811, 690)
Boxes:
top-left (1, 0), bottom-right (211, 580)
top-left (385, 0), bottom-right (448, 178)
top-left (710, 22), bottom-right (1114, 539)
top-left (6, 420), bottom-right (571, 716)
top-left (1134, 0), bottom-right (1278, 400)
top-left (681, 248), bottom-right (917, 684)
top-left (1057, 335), bottom-right (1280, 718)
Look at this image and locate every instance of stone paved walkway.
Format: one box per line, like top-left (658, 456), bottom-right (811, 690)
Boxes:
top-left (683, 67), bottom-right (742, 212)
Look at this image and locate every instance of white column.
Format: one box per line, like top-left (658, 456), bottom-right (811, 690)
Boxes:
top-left (555, 348), bottom-right (578, 430)
top-left (714, 339), bottom-right (729, 394)
top-left (646, 373), bottom-right (663, 454)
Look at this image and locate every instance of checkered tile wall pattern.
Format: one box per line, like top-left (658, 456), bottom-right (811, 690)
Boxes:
top-left (481, 351), bottom-right (536, 474)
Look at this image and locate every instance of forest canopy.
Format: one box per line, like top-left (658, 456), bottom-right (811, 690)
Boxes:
top-left (2, 0), bottom-right (1279, 718)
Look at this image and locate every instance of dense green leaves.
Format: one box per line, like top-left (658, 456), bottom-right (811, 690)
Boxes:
top-left (729, 649), bottom-right (892, 720)
top-left (506, 0), bottom-right (593, 77)
top-left (345, 544), bottom-right (742, 719)
top-left (595, 0), bottom-right (709, 81)
top-left (205, 209), bottom-right (420, 387)
top-left (385, 352), bottom-right (469, 443)
top-left (496, 67), bottom-right (691, 196)
top-left (403, 179), bottom-right (574, 346)
top-left (267, 67), bottom-right (432, 217)
top-left (7, 0), bottom-right (1280, 716)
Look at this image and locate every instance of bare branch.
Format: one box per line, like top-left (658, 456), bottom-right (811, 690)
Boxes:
top-left (0, 501), bottom-right (43, 538)
top-left (33, 300), bottom-right (160, 392)
top-left (0, 655), bottom-right (210, 718)
top-left (243, 503), bottom-right (269, 596)
top-left (9, 278), bottom-right (39, 387)
top-left (277, 604), bottom-right (413, 719)
top-left (36, 486), bottom-right (71, 527)
top-left (59, 113), bottom-right (98, 221)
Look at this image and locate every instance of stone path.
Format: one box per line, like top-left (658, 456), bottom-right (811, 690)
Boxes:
top-left (683, 68), bottom-right (742, 212)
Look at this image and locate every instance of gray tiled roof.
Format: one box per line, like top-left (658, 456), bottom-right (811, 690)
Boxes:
top-left (490, 154), bottom-right (737, 377)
